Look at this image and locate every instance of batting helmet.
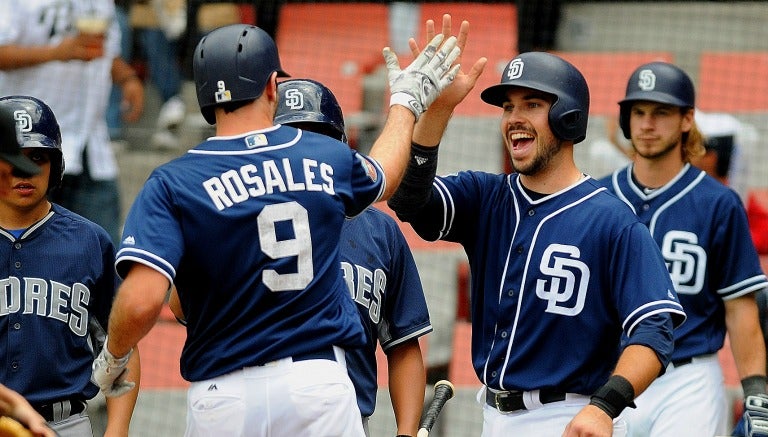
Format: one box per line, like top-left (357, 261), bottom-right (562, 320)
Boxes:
top-left (480, 52), bottom-right (590, 143)
top-left (619, 62), bottom-right (695, 139)
top-left (275, 79), bottom-right (347, 143)
top-left (0, 96), bottom-right (64, 190)
top-left (193, 24), bottom-right (289, 125)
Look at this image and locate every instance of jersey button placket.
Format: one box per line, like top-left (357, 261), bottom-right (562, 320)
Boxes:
top-left (13, 243), bottom-right (20, 249)
top-left (13, 261), bottom-right (20, 269)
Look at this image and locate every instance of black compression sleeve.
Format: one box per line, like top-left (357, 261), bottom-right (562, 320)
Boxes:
top-left (387, 142), bottom-right (439, 219)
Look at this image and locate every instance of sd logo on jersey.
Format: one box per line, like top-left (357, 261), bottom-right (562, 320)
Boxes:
top-left (535, 244), bottom-right (590, 316)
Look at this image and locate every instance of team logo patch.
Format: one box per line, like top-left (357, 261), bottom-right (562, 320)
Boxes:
top-left (638, 69), bottom-right (656, 91)
top-left (506, 58), bottom-right (524, 80)
top-left (245, 134), bottom-right (268, 148)
top-left (215, 80), bottom-right (232, 103)
top-left (285, 88), bottom-right (304, 109)
top-left (358, 156), bottom-right (378, 182)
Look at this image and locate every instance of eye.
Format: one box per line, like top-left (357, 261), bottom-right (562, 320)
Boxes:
top-left (26, 150), bottom-right (50, 164)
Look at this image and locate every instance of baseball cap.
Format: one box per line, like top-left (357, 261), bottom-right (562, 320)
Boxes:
top-left (0, 106), bottom-right (40, 176)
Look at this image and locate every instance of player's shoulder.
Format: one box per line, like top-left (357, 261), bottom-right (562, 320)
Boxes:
top-left (580, 177), bottom-right (639, 219)
top-left (50, 203), bottom-right (114, 244)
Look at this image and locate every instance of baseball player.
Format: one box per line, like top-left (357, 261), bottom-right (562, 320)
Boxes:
top-left (275, 78), bottom-right (433, 437)
top-left (598, 61), bottom-right (768, 437)
top-left (387, 17), bottom-right (686, 436)
top-left (0, 95), bottom-right (139, 437)
top-left (90, 24), bottom-right (460, 436)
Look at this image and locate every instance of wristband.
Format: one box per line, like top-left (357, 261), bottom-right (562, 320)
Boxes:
top-left (589, 375), bottom-right (636, 419)
top-left (387, 142), bottom-right (439, 217)
top-left (742, 375), bottom-right (768, 399)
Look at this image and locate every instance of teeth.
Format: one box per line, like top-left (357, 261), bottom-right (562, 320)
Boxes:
top-left (509, 132), bottom-right (533, 140)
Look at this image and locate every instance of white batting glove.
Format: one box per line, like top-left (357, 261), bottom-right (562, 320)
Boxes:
top-left (92, 339), bottom-right (134, 397)
top-left (383, 34), bottom-right (461, 121)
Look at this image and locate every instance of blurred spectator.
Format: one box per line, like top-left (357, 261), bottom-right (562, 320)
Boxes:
top-left (127, 0), bottom-right (188, 148)
top-left (0, 0), bottom-right (144, 245)
top-left (516, 0), bottom-right (562, 53)
top-left (693, 110), bottom-right (756, 202)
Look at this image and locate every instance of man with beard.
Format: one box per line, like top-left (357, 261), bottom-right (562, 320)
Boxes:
top-left (598, 61), bottom-right (768, 437)
top-left (386, 28), bottom-right (686, 436)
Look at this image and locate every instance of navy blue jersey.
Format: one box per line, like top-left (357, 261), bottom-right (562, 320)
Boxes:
top-left (402, 172), bottom-right (685, 394)
top-left (117, 126), bottom-right (384, 382)
top-left (600, 164), bottom-right (768, 360)
top-left (339, 207), bottom-right (432, 417)
top-left (0, 204), bottom-right (117, 404)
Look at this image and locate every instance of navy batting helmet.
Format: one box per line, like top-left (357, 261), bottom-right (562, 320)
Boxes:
top-left (193, 24), bottom-right (289, 125)
top-left (481, 52), bottom-right (590, 143)
top-left (275, 79), bottom-right (347, 143)
top-left (619, 62), bottom-right (695, 139)
top-left (0, 96), bottom-right (64, 190)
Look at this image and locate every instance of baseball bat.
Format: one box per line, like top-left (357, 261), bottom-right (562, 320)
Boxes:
top-left (417, 380), bottom-right (455, 437)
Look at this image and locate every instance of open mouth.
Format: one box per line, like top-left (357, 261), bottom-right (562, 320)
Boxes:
top-left (508, 131), bottom-right (535, 151)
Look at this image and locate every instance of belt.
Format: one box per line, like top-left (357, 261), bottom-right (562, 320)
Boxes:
top-left (33, 399), bottom-right (86, 422)
top-left (670, 353), bottom-right (715, 368)
top-left (291, 346), bottom-right (337, 362)
top-left (486, 388), bottom-right (567, 412)
top-left (671, 357), bottom-right (693, 367)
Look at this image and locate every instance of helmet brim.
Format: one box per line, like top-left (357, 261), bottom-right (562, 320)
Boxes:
top-left (0, 151), bottom-right (40, 176)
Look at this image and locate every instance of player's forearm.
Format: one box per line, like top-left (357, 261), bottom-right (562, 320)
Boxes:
top-left (104, 350), bottom-right (141, 436)
top-left (413, 105), bottom-right (454, 148)
top-left (388, 340), bottom-right (427, 436)
top-left (107, 265), bottom-right (169, 357)
top-left (725, 295), bottom-right (767, 380)
top-left (612, 344), bottom-right (662, 397)
top-left (368, 106), bottom-right (417, 200)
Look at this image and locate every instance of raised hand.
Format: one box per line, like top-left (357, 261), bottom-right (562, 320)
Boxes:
top-left (383, 33), bottom-right (461, 121)
top-left (410, 15), bottom-right (488, 112)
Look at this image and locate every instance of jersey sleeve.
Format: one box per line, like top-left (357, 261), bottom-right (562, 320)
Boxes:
top-left (613, 222), bottom-right (687, 333)
top-left (343, 151), bottom-right (385, 218)
top-left (115, 175), bottom-right (183, 282)
top-left (711, 191), bottom-right (768, 300)
top-left (398, 171), bottom-right (491, 242)
top-left (378, 217), bottom-right (432, 352)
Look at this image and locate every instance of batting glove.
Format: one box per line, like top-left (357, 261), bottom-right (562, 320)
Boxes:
top-left (734, 395), bottom-right (768, 437)
top-left (92, 339), bottom-right (135, 397)
top-left (383, 34), bottom-right (461, 121)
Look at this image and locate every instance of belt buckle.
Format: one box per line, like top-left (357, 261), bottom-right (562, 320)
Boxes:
top-left (494, 391), bottom-right (514, 412)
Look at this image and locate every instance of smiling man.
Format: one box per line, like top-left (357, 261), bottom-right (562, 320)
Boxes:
top-left (387, 42), bottom-right (686, 436)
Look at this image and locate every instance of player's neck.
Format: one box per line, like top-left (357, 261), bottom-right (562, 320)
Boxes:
top-left (631, 154), bottom-right (685, 189)
top-left (518, 155), bottom-right (583, 195)
top-left (214, 99), bottom-right (276, 136)
top-left (0, 200), bottom-right (52, 230)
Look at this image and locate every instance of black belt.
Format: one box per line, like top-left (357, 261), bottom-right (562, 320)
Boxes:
top-left (292, 346), bottom-right (336, 362)
top-left (670, 353), bottom-right (713, 368)
top-left (671, 357), bottom-right (693, 367)
top-left (33, 399), bottom-right (86, 422)
top-left (486, 388), bottom-right (567, 412)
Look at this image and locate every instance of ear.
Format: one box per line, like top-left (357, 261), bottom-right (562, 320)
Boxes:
top-left (681, 108), bottom-right (695, 133)
top-left (265, 72), bottom-right (279, 103)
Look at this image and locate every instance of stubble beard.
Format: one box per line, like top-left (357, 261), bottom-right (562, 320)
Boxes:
top-left (512, 137), bottom-right (563, 176)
